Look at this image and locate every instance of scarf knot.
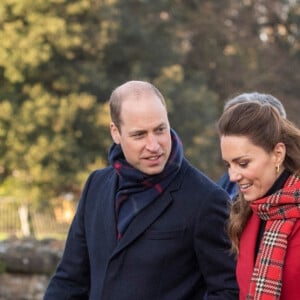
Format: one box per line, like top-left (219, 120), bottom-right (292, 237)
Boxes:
top-left (108, 128), bottom-right (183, 240)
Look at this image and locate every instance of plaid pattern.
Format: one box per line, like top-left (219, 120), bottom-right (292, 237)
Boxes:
top-left (108, 128), bottom-right (183, 240)
top-left (248, 174), bottom-right (300, 300)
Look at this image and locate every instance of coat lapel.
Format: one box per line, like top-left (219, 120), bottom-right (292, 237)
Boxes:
top-left (237, 213), bottom-right (261, 299)
top-left (111, 160), bottom-right (188, 256)
top-left (112, 191), bottom-right (173, 255)
top-left (100, 171), bottom-right (118, 250)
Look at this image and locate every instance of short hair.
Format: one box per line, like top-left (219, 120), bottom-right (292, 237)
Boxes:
top-left (109, 80), bottom-right (167, 130)
top-left (224, 92), bottom-right (287, 118)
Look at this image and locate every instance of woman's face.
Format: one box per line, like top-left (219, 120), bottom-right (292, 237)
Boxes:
top-left (220, 135), bottom-right (285, 201)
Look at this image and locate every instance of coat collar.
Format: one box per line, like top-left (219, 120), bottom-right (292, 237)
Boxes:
top-left (107, 158), bottom-right (189, 257)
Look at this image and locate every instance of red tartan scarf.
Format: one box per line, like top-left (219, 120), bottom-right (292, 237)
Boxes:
top-left (248, 173), bottom-right (300, 300)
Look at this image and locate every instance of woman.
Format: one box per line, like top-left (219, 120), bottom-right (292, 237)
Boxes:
top-left (217, 101), bottom-right (300, 299)
top-left (217, 92), bottom-right (287, 200)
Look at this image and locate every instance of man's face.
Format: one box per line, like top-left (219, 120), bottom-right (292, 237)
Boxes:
top-left (110, 94), bottom-right (172, 175)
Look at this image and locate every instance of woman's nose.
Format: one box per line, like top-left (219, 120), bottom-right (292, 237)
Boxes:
top-left (228, 168), bottom-right (241, 182)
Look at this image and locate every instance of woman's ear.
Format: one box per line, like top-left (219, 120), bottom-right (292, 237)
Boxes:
top-left (110, 122), bottom-right (121, 144)
top-left (273, 142), bottom-right (286, 165)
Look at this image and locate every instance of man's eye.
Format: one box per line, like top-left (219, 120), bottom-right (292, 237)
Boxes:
top-left (133, 132), bottom-right (144, 138)
top-left (157, 127), bottom-right (165, 133)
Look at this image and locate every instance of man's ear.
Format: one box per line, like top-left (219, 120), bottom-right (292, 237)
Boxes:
top-left (110, 122), bottom-right (121, 144)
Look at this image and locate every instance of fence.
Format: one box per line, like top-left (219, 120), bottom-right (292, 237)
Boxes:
top-left (0, 198), bottom-right (72, 239)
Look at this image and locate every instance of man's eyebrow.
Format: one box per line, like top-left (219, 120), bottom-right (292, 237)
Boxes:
top-left (155, 122), bottom-right (168, 129)
top-left (129, 123), bottom-right (168, 134)
top-left (128, 129), bottom-right (146, 135)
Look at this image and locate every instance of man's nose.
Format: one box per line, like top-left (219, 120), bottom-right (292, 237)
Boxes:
top-left (145, 135), bottom-right (160, 152)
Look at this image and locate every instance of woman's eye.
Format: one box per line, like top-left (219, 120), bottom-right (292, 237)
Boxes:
top-left (239, 162), bottom-right (248, 168)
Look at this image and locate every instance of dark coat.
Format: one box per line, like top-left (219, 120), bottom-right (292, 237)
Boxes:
top-left (44, 158), bottom-right (238, 300)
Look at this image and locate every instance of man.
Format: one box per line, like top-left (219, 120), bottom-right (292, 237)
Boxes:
top-left (44, 80), bottom-right (238, 299)
top-left (217, 92), bottom-right (287, 199)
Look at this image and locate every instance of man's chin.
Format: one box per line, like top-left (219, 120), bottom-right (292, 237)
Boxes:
top-left (141, 165), bottom-right (165, 176)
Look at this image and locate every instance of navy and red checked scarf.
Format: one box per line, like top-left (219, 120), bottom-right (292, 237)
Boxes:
top-left (247, 173), bottom-right (300, 300)
top-left (108, 128), bottom-right (183, 240)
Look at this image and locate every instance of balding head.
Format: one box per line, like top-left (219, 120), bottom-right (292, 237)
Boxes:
top-left (109, 81), bottom-right (167, 130)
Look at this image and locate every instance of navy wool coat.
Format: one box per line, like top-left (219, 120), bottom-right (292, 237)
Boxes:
top-left (44, 158), bottom-right (238, 300)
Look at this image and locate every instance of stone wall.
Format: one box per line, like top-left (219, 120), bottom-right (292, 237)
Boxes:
top-left (0, 238), bottom-right (64, 300)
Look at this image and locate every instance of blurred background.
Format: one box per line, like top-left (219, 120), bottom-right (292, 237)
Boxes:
top-left (0, 0), bottom-right (299, 298)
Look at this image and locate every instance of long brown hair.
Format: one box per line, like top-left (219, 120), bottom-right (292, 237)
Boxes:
top-left (217, 102), bottom-right (300, 253)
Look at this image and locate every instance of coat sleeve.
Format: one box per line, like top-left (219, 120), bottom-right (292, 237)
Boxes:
top-left (43, 172), bottom-right (96, 300)
top-left (194, 186), bottom-right (239, 300)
